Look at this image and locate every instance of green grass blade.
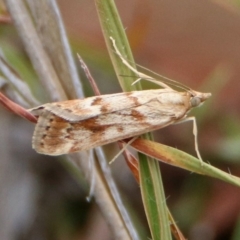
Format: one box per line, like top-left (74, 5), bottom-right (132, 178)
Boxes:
top-left (95, 0), bottom-right (172, 239)
top-left (130, 138), bottom-right (240, 187)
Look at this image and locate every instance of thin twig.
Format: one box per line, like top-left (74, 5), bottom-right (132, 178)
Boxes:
top-left (0, 92), bottom-right (37, 123)
top-left (78, 55), bottom-right (138, 239)
top-left (77, 54), bottom-right (101, 96)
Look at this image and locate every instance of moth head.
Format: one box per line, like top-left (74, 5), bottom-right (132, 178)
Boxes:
top-left (190, 91), bottom-right (212, 108)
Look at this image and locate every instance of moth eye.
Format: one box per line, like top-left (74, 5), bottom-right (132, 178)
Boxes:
top-left (190, 97), bottom-right (201, 107)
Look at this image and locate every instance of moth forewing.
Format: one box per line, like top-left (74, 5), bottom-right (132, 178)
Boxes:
top-left (30, 89), bottom-right (175, 122)
top-left (30, 89), bottom-right (211, 156)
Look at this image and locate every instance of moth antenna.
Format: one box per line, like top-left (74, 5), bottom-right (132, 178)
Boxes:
top-left (131, 78), bottom-right (142, 85)
top-left (135, 62), bottom-right (191, 91)
top-left (110, 37), bottom-right (192, 92)
top-left (110, 37), bottom-right (172, 90)
top-left (132, 76), bottom-right (188, 91)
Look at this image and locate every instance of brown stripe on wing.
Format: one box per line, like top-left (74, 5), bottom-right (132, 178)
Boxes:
top-left (64, 108), bottom-right (151, 153)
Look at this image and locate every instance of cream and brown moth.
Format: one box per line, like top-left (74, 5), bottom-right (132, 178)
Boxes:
top-left (29, 89), bottom-right (211, 156)
top-left (29, 37), bottom-right (211, 160)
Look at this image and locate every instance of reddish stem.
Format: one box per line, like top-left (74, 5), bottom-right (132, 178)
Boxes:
top-left (0, 92), bottom-right (37, 123)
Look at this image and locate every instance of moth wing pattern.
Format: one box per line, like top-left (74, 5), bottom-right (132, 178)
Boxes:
top-left (32, 92), bottom-right (189, 155)
top-left (29, 89), bottom-right (175, 122)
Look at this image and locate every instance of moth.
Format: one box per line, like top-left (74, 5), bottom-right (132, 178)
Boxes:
top-left (30, 89), bottom-right (211, 156)
top-left (29, 37), bottom-right (211, 159)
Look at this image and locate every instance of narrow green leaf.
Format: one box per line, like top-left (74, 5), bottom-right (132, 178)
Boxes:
top-left (95, 0), bottom-right (140, 91)
top-left (130, 138), bottom-right (240, 187)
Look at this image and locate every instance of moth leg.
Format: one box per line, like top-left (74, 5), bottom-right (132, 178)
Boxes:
top-left (109, 137), bottom-right (138, 164)
top-left (175, 116), bottom-right (203, 165)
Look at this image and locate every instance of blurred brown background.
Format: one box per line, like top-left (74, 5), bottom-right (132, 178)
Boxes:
top-left (1, 0), bottom-right (240, 239)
